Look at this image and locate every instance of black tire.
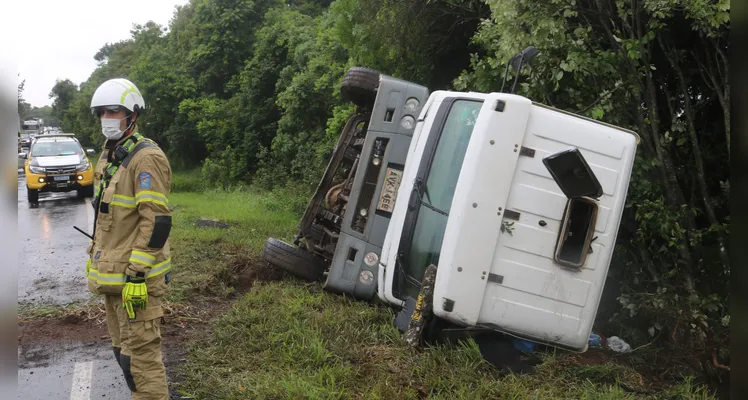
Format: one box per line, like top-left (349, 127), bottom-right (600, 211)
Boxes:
top-left (262, 237), bottom-right (328, 282)
top-left (340, 67), bottom-right (381, 109)
top-left (27, 187), bottom-right (38, 203)
top-left (78, 185), bottom-right (94, 198)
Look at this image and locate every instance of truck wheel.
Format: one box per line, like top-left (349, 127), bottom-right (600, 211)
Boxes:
top-left (27, 187), bottom-right (38, 204)
top-left (262, 237), bottom-right (328, 282)
top-left (340, 67), bottom-right (381, 109)
top-left (78, 185), bottom-right (94, 198)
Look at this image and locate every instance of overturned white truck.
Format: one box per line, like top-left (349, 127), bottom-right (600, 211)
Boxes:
top-left (264, 56), bottom-right (639, 352)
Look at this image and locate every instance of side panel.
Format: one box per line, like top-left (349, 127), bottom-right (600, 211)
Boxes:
top-left (474, 105), bottom-right (638, 350)
top-left (324, 77), bottom-right (428, 300)
top-left (432, 94), bottom-right (532, 325)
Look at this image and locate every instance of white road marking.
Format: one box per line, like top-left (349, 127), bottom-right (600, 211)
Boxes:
top-left (85, 197), bottom-right (95, 229)
top-left (70, 361), bottom-right (93, 400)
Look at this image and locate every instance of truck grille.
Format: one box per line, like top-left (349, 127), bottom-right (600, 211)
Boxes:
top-left (45, 166), bottom-right (77, 174)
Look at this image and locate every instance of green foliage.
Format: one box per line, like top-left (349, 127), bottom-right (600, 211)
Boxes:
top-left (48, 79), bottom-right (79, 121)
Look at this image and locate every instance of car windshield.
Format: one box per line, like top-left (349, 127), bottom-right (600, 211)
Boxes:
top-left (398, 99), bottom-right (482, 298)
top-left (32, 141), bottom-right (81, 157)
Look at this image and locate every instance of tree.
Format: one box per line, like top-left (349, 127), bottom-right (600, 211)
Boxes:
top-left (49, 79), bottom-right (79, 121)
top-left (17, 79), bottom-right (31, 116)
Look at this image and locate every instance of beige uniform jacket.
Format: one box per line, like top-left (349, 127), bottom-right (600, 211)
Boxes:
top-left (86, 132), bottom-right (172, 320)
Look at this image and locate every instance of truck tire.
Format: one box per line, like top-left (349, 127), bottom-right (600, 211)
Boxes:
top-left (27, 187), bottom-right (38, 204)
top-left (262, 237), bottom-right (328, 282)
top-left (340, 67), bottom-right (381, 109)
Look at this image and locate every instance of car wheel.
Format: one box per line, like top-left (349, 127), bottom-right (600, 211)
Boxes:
top-left (262, 237), bottom-right (328, 282)
top-left (27, 187), bottom-right (38, 203)
top-left (340, 66), bottom-right (381, 109)
top-left (78, 185), bottom-right (94, 198)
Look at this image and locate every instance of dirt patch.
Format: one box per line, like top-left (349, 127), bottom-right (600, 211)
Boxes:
top-left (18, 316), bottom-right (108, 346)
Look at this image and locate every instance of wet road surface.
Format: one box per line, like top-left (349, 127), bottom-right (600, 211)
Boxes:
top-left (18, 171), bottom-right (94, 305)
top-left (18, 168), bottom-right (131, 400)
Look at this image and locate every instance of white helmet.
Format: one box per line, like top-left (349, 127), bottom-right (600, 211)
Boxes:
top-left (90, 78), bottom-right (145, 115)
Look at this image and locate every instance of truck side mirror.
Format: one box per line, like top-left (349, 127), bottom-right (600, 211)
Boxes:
top-left (18, 152), bottom-right (27, 159)
top-left (86, 149), bottom-right (95, 155)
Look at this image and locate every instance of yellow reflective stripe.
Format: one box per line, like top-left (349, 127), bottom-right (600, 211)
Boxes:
top-left (88, 257), bottom-right (171, 284)
top-left (129, 251), bottom-right (155, 267)
top-left (146, 258), bottom-right (172, 278)
top-left (87, 268), bottom-right (127, 285)
top-left (136, 191), bottom-right (168, 206)
top-left (120, 82), bottom-right (142, 104)
top-left (111, 194), bottom-right (136, 209)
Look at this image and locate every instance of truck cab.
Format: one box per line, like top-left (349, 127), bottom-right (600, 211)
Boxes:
top-left (378, 91), bottom-right (639, 351)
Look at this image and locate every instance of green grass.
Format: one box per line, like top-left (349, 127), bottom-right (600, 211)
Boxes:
top-left (176, 281), bottom-right (716, 399)
top-left (166, 187), bottom-right (300, 303)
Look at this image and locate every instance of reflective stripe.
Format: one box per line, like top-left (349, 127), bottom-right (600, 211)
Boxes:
top-left (147, 258), bottom-right (172, 278)
top-left (129, 250), bottom-right (156, 266)
top-left (136, 191), bottom-right (168, 207)
top-left (87, 268), bottom-right (127, 285)
top-left (111, 194), bottom-right (136, 209)
top-left (120, 82), bottom-right (143, 104)
top-left (87, 256), bottom-right (171, 285)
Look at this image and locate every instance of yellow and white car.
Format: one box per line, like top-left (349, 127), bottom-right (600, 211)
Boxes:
top-left (20, 134), bottom-right (95, 203)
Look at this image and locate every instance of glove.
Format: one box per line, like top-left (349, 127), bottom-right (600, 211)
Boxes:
top-left (122, 277), bottom-right (148, 322)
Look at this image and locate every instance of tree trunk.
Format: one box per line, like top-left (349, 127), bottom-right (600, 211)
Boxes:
top-left (660, 36), bottom-right (731, 271)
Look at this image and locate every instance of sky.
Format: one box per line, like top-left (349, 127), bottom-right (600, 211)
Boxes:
top-left (5, 0), bottom-right (188, 108)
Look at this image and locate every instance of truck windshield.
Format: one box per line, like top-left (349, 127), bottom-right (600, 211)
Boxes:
top-left (32, 141), bottom-right (81, 157)
top-left (398, 99), bottom-right (482, 298)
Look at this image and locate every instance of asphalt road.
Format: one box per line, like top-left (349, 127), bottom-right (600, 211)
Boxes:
top-left (17, 167), bottom-right (131, 400)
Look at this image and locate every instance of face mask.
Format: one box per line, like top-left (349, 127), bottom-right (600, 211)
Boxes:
top-left (101, 117), bottom-right (127, 140)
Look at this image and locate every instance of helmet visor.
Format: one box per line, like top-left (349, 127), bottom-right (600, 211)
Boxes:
top-left (92, 105), bottom-right (127, 117)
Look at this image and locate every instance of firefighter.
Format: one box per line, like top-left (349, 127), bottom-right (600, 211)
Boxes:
top-left (86, 78), bottom-right (172, 399)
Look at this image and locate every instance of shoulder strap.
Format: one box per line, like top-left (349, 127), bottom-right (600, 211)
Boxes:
top-left (122, 139), bottom-right (157, 168)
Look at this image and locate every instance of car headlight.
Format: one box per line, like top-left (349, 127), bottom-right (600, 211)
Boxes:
top-left (29, 165), bottom-right (45, 174)
top-left (76, 162), bottom-right (91, 172)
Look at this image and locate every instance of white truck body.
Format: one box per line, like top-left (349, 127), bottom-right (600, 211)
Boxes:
top-left (378, 91), bottom-right (639, 351)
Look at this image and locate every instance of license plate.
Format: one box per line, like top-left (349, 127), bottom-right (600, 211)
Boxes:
top-left (56, 183), bottom-right (68, 188)
top-left (376, 167), bottom-right (403, 213)
top-left (53, 175), bottom-right (70, 181)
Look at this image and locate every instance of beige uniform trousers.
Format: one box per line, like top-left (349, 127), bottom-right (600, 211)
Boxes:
top-left (104, 295), bottom-right (168, 400)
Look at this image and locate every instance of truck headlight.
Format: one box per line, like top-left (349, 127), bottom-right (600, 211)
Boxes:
top-left (76, 162), bottom-right (91, 172)
top-left (29, 165), bottom-right (45, 174)
top-left (400, 115), bottom-right (415, 130)
top-left (404, 98), bottom-right (419, 111)
top-left (363, 252), bottom-right (379, 267)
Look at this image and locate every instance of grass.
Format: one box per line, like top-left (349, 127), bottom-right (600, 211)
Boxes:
top-left (165, 187), bottom-right (300, 302)
top-left (176, 281), bottom-right (716, 399)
